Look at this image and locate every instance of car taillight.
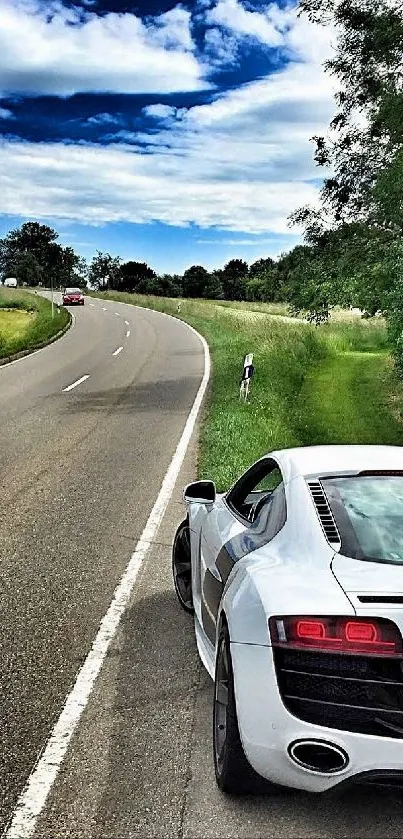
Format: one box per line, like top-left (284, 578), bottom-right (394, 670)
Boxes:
top-left (269, 616), bottom-right (402, 656)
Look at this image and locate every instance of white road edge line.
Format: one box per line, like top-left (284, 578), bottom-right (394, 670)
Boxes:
top-left (112, 346), bottom-right (123, 356)
top-left (126, 330), bottom-right (130, 338)
top-left (62, 374), bottom-right (90, 392)
top-left (4, 317), bottom-right (210, 839)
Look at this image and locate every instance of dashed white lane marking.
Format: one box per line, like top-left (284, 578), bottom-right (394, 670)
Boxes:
top-left (102, 307), bottom-right (107, 311)
top-left (126, 330), bottom-right (130, 338)
top-left (115, 312), bottom-right (120, 316)
top-left (62, 374), bottom-right (90, 392)
top-left (112, 346), bottom-right (123, 356)
top-left (89, 303), bottom-right (95, 307)
top-left (4, 319), bottom-right (210, 839)
top-left (124, 320), bottom-right (129, 326)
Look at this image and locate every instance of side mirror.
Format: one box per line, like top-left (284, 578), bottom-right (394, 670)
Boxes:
top-left (183, 480), bottom-right (216, 505)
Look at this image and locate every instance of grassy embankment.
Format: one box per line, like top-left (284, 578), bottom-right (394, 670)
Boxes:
top-left (89, 290), bottom-right (403, 489)
top-left (0, 288), bottom-right (70, 360)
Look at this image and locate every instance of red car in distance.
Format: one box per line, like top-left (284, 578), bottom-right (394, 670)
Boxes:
top-left (62, 287), bottom-right (84, 305)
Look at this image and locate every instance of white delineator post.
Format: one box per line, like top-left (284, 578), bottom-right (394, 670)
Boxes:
top-left (239, 353), bottom-right (254, 401)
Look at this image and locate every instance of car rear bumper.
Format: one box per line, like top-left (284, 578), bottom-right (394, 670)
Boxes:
top-left (231, 642), bottom-right (403, 792)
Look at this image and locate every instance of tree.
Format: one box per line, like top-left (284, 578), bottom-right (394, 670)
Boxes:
top-left (0, 222), bottom-right (60, 285)
top-left (155, 274), bottom-right (182, 297)
top-left (0, 222), bottom-right (86, 289)
top-left (88, 251), bottom-right (121, 290)
top-left (203, 270), bottom-right (224, 299)
top-left (117, 261), bottom-right (157, 293)
top-left (0, 222), bottom-right (58, 273)
top-left (249, 257), bottom-right (275, 278)
top-left (221, 259), bottom-right (249, 300)
top-left (73, 256), bottom-right (89, 289)
top-left (285, 0), bottom-right (403, 350)
top-left (10, 252), bottom-right (43, 286)
top-left (182, 265), bottom-right (210, 298)
top-left (290, 0), bottom-right (403, 234)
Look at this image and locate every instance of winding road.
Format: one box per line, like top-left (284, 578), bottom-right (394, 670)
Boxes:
top-left (1, 294), bottom-right (403, 838)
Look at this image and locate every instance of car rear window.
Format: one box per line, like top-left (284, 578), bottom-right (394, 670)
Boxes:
top-left (65, 289), bottom-right (81, 294)
top-left (321, 475), bottom-right (403, 564)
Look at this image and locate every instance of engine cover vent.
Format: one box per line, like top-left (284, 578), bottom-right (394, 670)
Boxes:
top-left (308, 481), bottom-right (341, 547)
top-left (358, 595), bottom-right (403, 604)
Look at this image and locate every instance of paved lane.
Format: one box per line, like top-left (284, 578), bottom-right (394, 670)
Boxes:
top-left (0, 295), bottom-right (204, 832)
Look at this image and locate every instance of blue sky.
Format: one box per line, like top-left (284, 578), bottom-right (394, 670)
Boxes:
top-left (0, 0), bottom-right (336, 273)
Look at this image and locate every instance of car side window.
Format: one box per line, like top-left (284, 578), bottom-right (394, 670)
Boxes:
top-left (250, 482), bottom-right (287, 541)
top-left (254, 468), bottom-right (283, 493)
top-left (226, 459), bottom-right (285, 520)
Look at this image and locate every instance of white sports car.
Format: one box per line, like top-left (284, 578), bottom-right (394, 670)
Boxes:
top-left (172, 445), bottom-right (403, 795)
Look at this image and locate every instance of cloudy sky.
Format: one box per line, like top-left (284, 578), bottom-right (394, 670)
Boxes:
top-left (0, 0), bottom-right (338, 273)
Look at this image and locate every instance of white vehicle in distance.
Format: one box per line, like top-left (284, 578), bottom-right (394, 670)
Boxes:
top-left (3, 277), bottom-right (17, 288)
top-left (172, 445), bottom-right (403, 795)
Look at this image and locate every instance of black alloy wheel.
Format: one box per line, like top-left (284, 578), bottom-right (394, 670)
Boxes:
top-left (213, 624), bottom-right (270, 795)
top-left (172, 519), bottom-right (194, 614)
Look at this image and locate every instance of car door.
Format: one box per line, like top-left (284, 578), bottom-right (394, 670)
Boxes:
top-left (199, 457), bottom-right (284, 645)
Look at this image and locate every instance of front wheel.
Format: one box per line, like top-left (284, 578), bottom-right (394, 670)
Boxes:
top-left (172, 518), bottom-right (194, 614)
top-left (213, 624), bottom-right (269, 795)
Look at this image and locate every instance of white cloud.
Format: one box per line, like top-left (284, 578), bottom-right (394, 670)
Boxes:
top-left (0, 58), bottom-right (334, 234)
top-left (0, 136), bottom-right (322, 233)
top-left (0, 107), bottom-right (13, 119)
top-left (0, 0), bottom-right (209, 97)
top-left (87, 113), bottom-right (122, 126)
top-left (0, 1), bottom-right (339, 238)
top-left (203, 26), bottom-right (239, 66)
top-left (143, 104), bottom-right (178, 120)
top-left (206, 0), bottom-right (337, 63)
top-left (207, 0), bottom-right (284, 46)
top-left (148, 6), bottom-right (194, 51)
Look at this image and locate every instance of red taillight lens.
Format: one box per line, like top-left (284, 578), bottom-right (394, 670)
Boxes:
top-left (296, 620), bottom-right (327, 640)
top-left (269, 616), bottom-right (402, 656)
top-left (345, 621), bottom-right (376, 642)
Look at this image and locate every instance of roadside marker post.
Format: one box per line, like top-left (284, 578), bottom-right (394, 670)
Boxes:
top-left (239, 353), bottom-right (255, 401)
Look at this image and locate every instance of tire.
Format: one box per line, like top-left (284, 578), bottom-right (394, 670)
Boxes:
top-left (172, 518), bottom-right (194, 614)
top-left (213, 624), bottom-right (269, 795)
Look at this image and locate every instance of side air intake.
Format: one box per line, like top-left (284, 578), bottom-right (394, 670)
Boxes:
top-left (307, 481), bottom-right (341, 547)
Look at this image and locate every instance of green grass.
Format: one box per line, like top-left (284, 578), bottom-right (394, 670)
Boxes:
top-left (0, 309), bottom-right (33, 342)
top-left (0, 288), bottom-right (70, 359)
top-left (295, 353), bottom-right (403, 446)
top-left (88, 290), bottom-right (403, 490)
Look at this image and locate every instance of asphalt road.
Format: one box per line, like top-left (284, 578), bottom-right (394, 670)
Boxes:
top-left (2, 294), bottom-right (403, 839)
top-left (0, 294), bottom-right (203, 834)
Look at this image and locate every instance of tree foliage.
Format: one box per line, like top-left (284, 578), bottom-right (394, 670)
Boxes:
top-left (0, 222), bottom-right (85, 288)
top-left (291, 0), bottom-right (403, 234)
top-left (88, 251), bottom-right (121, 291)
top-left (285, 0), bottom-right (403, 356)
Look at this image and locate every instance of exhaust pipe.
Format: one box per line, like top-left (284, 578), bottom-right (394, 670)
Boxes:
top-left (288, 739), bottom-right (349, 774)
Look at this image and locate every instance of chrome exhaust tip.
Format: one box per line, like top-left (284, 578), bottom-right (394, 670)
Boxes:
top-left (288, 739), bottom-right (349, 774)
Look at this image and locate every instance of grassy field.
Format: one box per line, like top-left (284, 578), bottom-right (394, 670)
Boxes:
top-left (0, 288), bottom-right (70, 359)
top-left (89, 290), bottom-right (403, 490)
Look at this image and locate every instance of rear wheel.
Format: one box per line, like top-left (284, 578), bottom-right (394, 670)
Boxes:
top-left (172, 518), bottom-right (194, 614)
top-left (213, 624), bottom-right (269, 794)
